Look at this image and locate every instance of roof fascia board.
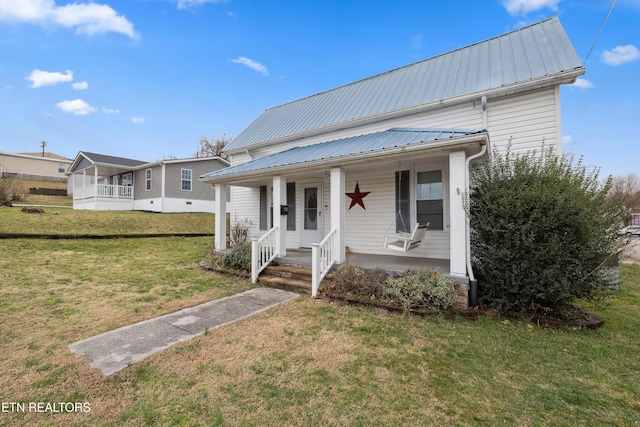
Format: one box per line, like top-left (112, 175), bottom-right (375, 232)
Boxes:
top-left (204, 133), bottom-right (489, 184)
top-left (226, 69), bottom-right (583, 156)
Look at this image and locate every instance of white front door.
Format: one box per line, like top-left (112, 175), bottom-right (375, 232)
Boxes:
top-left (300, 183), bottom-right (322, 248)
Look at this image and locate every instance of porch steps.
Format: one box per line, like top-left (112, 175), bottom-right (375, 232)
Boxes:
top-left (257, 263), bottom-right (333, 295)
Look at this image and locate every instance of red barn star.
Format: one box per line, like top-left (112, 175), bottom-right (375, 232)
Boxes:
top-left (346, 181), bottom-right (371, 210)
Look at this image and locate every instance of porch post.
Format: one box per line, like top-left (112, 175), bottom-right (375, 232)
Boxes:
top-left (449, 152), bottom-right (467, 277)
top-left (94, 166), bottom-right (99, 207)
top-left (330, 167), bottom-right (345, 263)
top-left (214, 183), bottom-right (227, 251)
top-left (272, 176), bottom-right (287, 257)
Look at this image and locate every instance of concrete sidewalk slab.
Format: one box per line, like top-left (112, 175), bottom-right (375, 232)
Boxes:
top-left (69, 288), bottom-right (299, 376)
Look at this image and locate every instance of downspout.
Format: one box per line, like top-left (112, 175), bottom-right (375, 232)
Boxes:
top-left (465, 95), bottom-right (488, 307)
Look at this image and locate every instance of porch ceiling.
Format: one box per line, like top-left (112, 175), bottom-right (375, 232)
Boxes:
top-left (200, 127), bottom-right (488, 186)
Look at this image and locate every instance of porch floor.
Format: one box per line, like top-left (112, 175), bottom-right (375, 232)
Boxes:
top-left (275, 249), bottom-right (462, 281)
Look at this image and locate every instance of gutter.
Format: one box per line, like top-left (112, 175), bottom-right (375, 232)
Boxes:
top-left (225, 69), bottom-right (585, 156)
top-left (464, 97), bottom-right (489, 306)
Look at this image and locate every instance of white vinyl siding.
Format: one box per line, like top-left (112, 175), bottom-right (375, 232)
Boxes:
top-left (226, 86), bottom-right (561, 261)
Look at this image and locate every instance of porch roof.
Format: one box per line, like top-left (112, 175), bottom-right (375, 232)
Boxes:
top-left (200, 127), bottom-right (487, 183)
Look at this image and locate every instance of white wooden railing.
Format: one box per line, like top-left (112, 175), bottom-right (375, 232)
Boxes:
top-left (251, 225), bottom-right (279, 284)
top-left (97, 184), bottom-right (133, 199)
top-left (74, 184), bottom-right (133, 200)
top-left (311, 227), bottom-right (338, 297)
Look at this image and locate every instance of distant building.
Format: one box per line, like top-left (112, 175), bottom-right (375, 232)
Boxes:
top-left (0, 151), bottom-right (71, 182)
top-left (68, 151), bottom-right (230, 213)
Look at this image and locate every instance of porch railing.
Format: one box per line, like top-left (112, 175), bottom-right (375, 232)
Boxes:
top-left (97, 184), bottom-right (133, 199)
top-left (311, 227), bottom-right (337, 297)
top-left (74, 184), bottom-right (133, 200)
top-left (251, 225), bottom-right (279, 284)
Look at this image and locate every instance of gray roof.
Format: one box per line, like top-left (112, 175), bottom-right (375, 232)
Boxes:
top-left (225, 17), bottom-right (583, 152)
top-left (80, 152), bottom-right (148, 168)
top-left (201, 128), bottom-right (486, 181)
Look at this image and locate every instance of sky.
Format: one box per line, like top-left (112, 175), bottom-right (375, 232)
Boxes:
top-left (0, 0), bottom-right (638, 179)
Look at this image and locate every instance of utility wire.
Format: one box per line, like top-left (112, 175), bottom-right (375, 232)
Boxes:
top-left (584, 0), bottom-right (617, 64)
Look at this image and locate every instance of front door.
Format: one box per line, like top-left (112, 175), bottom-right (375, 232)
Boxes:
top-left (300, 183), bottom-right (322, 248)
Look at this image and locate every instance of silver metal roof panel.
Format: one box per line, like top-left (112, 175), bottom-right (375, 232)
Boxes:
top-left (224, 17), bottom-right (582, 153)
top-left (201, 128), bottom-right (486, 181)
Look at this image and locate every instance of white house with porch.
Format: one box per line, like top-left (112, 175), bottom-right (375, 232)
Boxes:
top-left (200, 17), bottom-right (585, 298)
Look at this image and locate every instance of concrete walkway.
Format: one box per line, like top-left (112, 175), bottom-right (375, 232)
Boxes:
top-left (69, 288), bottom-right (299, 376)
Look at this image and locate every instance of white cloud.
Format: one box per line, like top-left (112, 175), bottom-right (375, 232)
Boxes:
top-left (175, 0), bottom-right (226, 9)
top-left (102, 107), bottom-right (119, 114)
top-left (0, 0), bottom-right (138, 39)
top-left (26, 69), bottom-right (73, 88)
top-left (502, 0), bottom-right (561, 16)
top-left (72, 80), bottom-right (88, 90)
top-left (602, 45), bottom-right (640, 66)
top-left (572, 78), bottom-right (594, 89)
top-left (562, 135), bottom-right (573, 145)
top-left (56, 99), bottom-right (96, 115)
top-left (131, 116), bottom-right (144, 124)
top-left (231, 56), bottom-right (268, 76)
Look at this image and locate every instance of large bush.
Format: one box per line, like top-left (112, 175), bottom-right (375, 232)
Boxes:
top-left (469, 146), bottom-right (621, 314)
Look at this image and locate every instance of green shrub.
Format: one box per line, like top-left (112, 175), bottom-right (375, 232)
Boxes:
top-left (385, 269), bottom-right (457, 312)
top-left (220, 243), bottom-right (252, 271)
top-left (468, 146), bottom-right (622, 314)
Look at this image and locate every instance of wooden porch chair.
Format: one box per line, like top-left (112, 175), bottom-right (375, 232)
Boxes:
top-left (383, 222), bottom-right (429, 253)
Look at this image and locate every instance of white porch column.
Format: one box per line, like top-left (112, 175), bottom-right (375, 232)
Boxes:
top-left (214, 183), bottom-right (227, 251)
top-left (449, 152), bottom-right (467, 277)
top-left (272, 176), bottom-right (287, 257)
top-left (330, 167), bottom-right (346, 263)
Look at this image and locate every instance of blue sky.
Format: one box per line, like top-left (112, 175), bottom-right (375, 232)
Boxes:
top-left (0, 0), bottom-right (638, 179)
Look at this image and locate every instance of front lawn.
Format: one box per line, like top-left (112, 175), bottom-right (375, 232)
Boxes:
top-left (0, 231), bottom-right (638, 425)
top-left (0, 207), bottom-right (215, 235)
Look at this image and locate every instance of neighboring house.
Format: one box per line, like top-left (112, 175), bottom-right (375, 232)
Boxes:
top-left (0, 151), bottom-right (71, 182)
top-left (200, 17), bottom-right (585, 294)
top-left (68, 151), bottom-right (230, 212)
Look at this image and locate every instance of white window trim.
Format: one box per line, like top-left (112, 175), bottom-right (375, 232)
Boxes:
top-left (181, 168), bottom-right (192, 192)
top-left (412, 161), bottom-right (449, 233)
top-left (145, 168), bottom-right (152, 191)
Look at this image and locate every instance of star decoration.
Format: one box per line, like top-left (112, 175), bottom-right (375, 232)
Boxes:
top-left (346, 181), bottom-right (371, 210)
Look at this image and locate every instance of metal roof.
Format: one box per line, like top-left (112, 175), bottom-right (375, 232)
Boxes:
top-left (225, 17), bottom-right (583, 152)
top-left (201, 128), bottom-right (486, 181)
top-left (80, 151), bottom-right (148, 168)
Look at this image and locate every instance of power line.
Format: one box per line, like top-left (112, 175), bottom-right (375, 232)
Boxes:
top-left (584, 0), bottom-right (617, 64)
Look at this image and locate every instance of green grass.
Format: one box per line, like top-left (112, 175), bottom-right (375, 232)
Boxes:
top-left (0, 207), bottom-right (215, 234)
top-left (0, 210), bottom-right (639, 425)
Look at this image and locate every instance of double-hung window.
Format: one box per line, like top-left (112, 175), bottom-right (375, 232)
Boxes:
top-left (145, 169), bottom-right (152, 191)
top-left (416, 170), bottom-right (443, 230)
top-left (181, 169), bottom-right (192, 191)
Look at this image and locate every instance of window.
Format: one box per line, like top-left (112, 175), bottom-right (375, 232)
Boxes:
top-left (395, 170), bottom-right (411, 233)
top-left (58, 164), bottom-right (65, 173)
top-left (181, 169), bottom-right (192, 191)
top-left (145, 169), bottom-right (152, 191)
top-left (259, 185), bottom-right (268, 230)
top-left (122, 173), bottom-right (133, 186)
top-left (287, 182), bottom-right (296, 231)
top-left (417, 170), bottom-right (443, 230)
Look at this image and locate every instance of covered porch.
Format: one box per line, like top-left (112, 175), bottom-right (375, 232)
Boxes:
top-left (70, 164), bottom-right (135, 211)
top-left (201, 128), bottom-right (489, 297)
